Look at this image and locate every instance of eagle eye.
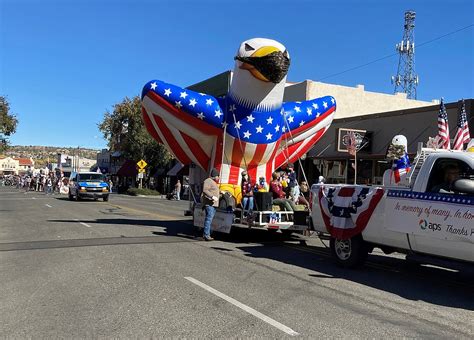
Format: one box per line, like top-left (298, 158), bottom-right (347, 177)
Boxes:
top-left (244, 43), bottom-right (255, 52)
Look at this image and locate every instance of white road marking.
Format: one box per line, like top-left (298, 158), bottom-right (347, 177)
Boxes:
top-left (31, 197), bottom-right (36, 200)
top-left (45, 204), bottom-right (52, 208)
top-left (184, 277), bottom-right (299, 336)
top-left (74, 219), bottom-right (92, 228)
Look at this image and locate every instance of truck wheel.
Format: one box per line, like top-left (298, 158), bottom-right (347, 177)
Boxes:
top-left (330, 235), bottom-right (368, 268)
top-left (103, 195), bottom-right (109, 202)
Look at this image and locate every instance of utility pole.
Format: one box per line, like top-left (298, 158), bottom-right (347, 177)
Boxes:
top-left (392, 10), bottom-right (419, 99)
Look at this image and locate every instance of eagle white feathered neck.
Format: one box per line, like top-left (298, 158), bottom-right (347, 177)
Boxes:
top-left (228, 69), bottom-right (286, 112)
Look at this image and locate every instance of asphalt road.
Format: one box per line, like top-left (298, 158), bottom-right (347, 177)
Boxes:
top-left (1, 186), bottom-right (473, 338)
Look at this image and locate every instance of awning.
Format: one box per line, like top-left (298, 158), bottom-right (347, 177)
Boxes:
top-left (116, 160), bottom-right (138, 177)
top-left (167, 162), bottom-right (184, 176)
top-left (153, 168), bottom-right (165, 177)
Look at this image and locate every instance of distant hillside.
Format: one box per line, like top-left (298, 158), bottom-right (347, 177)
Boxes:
top-left (4, 145), bottom-right (101, 166)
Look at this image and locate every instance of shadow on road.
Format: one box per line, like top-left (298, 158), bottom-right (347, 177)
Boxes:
top-left (235, 243), bottom-right (474, 310)
top-left (5, 211), bottom-right (473, 310)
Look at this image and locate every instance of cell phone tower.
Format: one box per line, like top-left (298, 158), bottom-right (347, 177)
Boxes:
top-left (391, 10), bottom-right (419, 99)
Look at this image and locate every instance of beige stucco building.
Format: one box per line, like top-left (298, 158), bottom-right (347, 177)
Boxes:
top-left (284, 80), bottom-right (438, 119)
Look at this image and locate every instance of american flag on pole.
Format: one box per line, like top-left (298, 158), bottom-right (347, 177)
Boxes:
top-left (452, 100), bottom-right (470, 150)
top-left (437, 99), bottom-right (450, 149)
top-left (318, 186), bottom-right (384, 240)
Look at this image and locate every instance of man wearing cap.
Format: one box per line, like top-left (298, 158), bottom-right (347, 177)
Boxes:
top-left (201, 168), bottom-right (220, 241)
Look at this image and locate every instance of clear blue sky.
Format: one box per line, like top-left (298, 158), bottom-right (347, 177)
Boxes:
top-left (1, 0), bottom-right (473, 149)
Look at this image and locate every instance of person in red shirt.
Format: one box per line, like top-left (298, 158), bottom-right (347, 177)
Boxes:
top-left (269, 172), bottom-right (297, 212)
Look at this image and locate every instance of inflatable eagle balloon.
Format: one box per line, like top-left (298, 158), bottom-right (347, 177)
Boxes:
top-left (141, 38), bottom-right (336, 192)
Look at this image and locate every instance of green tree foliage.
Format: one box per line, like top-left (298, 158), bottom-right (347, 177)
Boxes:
top-left (0, 96), bottom-right (19, 152)
top-left (98, 96), bottom-right (173, 173)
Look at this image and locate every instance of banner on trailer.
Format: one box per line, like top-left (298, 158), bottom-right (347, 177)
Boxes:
top-left (193, 205), bottom-right (233, 234)
top-left (385, 190), bottom-right (474, 243)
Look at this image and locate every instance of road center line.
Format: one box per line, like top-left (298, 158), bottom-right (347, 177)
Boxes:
top-left (45, 204), bottom-right (52, 208)
top-left (184, 277), bottom-right (299, 336)
top-left (74, 219), bottom-right (92, 228)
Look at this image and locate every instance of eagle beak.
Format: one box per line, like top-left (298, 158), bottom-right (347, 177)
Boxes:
top-left (236, 46), bottom-right (290, 83)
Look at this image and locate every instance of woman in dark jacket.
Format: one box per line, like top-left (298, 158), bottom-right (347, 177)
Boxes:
top-left (240, 171), bottom-right (254, 216)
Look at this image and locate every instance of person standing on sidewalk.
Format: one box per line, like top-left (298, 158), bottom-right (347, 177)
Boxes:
top-left (200, 168), bottom-right (220, 241)
top-left (175, 180), bottom-right (182, 200)
top-left (46, 175), bottom-right (53, 195)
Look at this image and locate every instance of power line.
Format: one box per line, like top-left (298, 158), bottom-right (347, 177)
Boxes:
top-left (317, 23), bottom-right (474, 81)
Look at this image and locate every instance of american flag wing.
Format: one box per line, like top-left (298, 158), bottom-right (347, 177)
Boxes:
top-left (141, 80), bottom-right (224, 171)
top-left (319, 185), bottom-right (384, 240)
top-left (274, 96), bottom-right (336, 168)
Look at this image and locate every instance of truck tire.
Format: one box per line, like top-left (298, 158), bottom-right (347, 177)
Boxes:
top-left (103, 195), bottom-right (109, 202)
top-left (330, 235), bottom-right (368, 268)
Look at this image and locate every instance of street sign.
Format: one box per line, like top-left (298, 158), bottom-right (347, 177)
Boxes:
top-left (137, 159), bottom-right (148, 169)
top-left (138, 172), bottom-right (144, 179)
top-left (138, 168), bottom-right (146, 173)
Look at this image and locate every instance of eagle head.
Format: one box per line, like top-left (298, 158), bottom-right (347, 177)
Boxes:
top-left (234, 38), bottom-right (290, 84)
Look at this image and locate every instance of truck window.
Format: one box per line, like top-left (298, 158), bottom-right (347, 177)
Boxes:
top-left (77, 173), bottom-right (105, 182)
top-left (427, 158), bottom-right (473, 194)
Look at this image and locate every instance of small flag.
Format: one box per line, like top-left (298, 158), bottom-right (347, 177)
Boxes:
top-left (437, 98), bottom-right (450, 149)
top-left (346, 131), bottom-right (357, 156)
top-left (393, 153), bottom-right (410, 183)
top-left (452, 100), bottom-right (470, 150)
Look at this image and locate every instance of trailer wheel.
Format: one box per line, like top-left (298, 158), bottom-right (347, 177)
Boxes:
top-left (330, 235), bottom-right (368, 268)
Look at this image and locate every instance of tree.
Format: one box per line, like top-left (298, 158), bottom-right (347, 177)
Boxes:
top-left (98, 96), bottom-right (173, 174)
top-left (0, 96), bottom-right (19, 153)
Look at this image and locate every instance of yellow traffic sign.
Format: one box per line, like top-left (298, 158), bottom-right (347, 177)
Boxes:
top-left (138, 168), bottom-right (146, 173)
top-left (137, 159), bottom-right (148, 169)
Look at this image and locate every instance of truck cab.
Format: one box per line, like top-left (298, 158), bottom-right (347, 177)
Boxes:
top-left (68, 172), bottom-right (110, 201)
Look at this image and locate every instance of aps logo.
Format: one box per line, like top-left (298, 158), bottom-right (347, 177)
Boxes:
top-left (419, 219), bottom-right (441, 231)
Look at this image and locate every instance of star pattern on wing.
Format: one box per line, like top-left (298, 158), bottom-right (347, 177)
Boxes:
top-left (142, 80), bottom-right (336, 146)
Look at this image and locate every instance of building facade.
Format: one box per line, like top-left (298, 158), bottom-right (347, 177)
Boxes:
top-left (0, 157), bottom-right (20, 175)
top-left (57, 153), bottom-right (96, 176)
top-left (305, 99), bottom-right (473, 185)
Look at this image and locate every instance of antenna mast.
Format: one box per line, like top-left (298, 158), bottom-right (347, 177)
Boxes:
top-left (391, 10), bottom-right (419, 99)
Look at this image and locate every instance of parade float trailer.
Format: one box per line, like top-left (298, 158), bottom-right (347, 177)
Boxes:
top-left (188, 165), bottom-right (309, 235)
top-left (309, 146), bottom-right (474, 268)
top-left (141, 38), bottom-right (336, 236)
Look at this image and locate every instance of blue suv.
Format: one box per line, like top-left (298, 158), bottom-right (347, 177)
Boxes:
top-left (68, 172), bottom-right (109, 201)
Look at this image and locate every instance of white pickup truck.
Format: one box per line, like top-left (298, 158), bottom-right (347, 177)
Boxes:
top-left (309, 148), bottom-right (474, 267)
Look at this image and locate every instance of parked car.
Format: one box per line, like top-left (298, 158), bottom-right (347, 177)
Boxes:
top-left (68, 172), bottom-right (109, 201)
